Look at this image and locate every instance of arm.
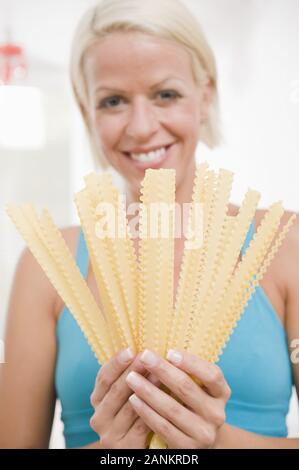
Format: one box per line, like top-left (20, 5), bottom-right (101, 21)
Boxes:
top-left (0, 247), bottom-right (58, 448)
top-left (79, 441), bottom-right (102, 449)
top-left (214, 424), bottom-right (299, 449)
top-left (215, 212), bottom-right (299, 449)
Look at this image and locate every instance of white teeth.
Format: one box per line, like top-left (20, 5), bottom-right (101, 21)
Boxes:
top-left (130, 147), bottom-right (166, 162)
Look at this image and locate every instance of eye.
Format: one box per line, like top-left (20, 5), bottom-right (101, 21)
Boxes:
top-left (157, 90), bottom-right (181, 101)
top-left (98, 95), bottom-right (125, 109)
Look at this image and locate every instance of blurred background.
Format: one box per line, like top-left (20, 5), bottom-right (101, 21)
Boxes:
top-left (0, 0), bottom-right (298, 448)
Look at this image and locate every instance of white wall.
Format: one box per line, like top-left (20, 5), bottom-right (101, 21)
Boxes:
top-left (0, 63), bottom-right (73, 335)
top-left (189, 0), bottom-right (299, 210)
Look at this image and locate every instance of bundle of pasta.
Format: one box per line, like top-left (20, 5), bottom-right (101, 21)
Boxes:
top-left (6, 163), bottom-right (295, 450)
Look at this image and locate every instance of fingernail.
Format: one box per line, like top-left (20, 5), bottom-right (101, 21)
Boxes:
top-left (129, 394), bottom-right (142, 408)
top-left (140, 350), bottom-right (157, 367)
top-left (119, 347), bottom-right (134, 363)
top-left (126, 371), bottom-right (142, 387)
top-left (167, 349), bottom-right (183, 365)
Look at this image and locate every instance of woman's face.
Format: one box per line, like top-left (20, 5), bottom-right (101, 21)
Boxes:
top-left (83, 31), bottom-right (210, 195)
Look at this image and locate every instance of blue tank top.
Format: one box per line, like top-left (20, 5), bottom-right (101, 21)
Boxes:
top-left (55, 223), bottom-right (293, 448)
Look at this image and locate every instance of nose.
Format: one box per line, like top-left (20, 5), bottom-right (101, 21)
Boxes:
top-left (125, 97), bottom-right (160, 141)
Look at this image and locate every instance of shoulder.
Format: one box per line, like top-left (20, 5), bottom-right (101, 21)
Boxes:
top-left (228, 204), bottom-right (299, 283)
top-left (15, 225), bottom-right (81, 322)
top-left (254, 208), bottom-right (299, 294)
top-left (275, 210), bottom-right (299, 291)
top-left (2, 225), bottom-right (81, 448)
top-left (270, 211), bottom-right (299, 394)
top-left (229, 203), bottom-right (299, 254)
top-left (254, 208), bottom-right (299, 259)
top-left (227, 203), bottom-right (239, 217)
top-left (57, 225), bottom-right (81, 256)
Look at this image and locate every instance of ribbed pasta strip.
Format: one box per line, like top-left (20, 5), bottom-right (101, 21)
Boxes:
top-left (82, 172), bottom-right (139, 348)
top-left (138, 169), bottom-right (175, 356)
top-left (5, 204), bottom-right (112, 363)
top-left (168, 163), bottom-right (207, 351)
top-left (75, 188), bottom-right (135, 352)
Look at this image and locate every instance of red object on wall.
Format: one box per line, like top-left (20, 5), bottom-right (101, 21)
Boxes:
top-left (0, 43), bottom-right (27, 85)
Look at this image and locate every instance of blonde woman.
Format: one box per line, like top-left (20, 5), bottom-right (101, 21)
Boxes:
top-left (1, 0), bottom-right (298, 449)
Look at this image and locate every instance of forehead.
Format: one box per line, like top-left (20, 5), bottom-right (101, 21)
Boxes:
top-left (84, 31), bottom-right (195, 89)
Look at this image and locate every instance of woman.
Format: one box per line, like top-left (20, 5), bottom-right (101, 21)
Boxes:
top-left (1, 0), bottom-right (298, 449)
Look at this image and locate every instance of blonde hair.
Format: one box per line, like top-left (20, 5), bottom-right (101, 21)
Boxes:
top-left (70, 0), bottom-right (221, 168)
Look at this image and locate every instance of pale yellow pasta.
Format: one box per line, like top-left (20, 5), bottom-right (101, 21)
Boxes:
top-left (138, 169), bottom-right (176, 356)
top-left (167, 163), bottom-right (207, 351)
top-left (5, 204), bottom-right (112, 364)
top-left (82, 172), bottom-right (139, 348)
top-left (6, 162), bottom-right (295, 451)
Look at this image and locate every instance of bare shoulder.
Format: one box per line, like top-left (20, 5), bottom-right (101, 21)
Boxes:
top-left (274, 210), bottom-right (299, 287)
top-left (1, 225), bottom-right (81, 447)
top-left (254, 208), bottom-right (299, 289)
top-left (227, 203), bottom-right (239, 217)
top-left (253, 208), bottom-right (299, 253)
top-left (228, 203), bottom-right (299, 277)
top-left (228, 202), bottom-right (299, 252)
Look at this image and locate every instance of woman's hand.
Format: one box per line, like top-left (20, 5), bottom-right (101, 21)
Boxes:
top-left (125, 349), bottom-right (231, 449)
top-left (90, 348), bottom-right (156, 449)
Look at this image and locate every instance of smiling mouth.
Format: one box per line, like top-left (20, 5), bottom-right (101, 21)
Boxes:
top-left (123, 144), bottom-right (173, 165)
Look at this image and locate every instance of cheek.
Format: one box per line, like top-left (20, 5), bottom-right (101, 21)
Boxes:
top-left (92, 116), bottom-right (122, 154)
top-left (169, 102), bottom-right (202, 143)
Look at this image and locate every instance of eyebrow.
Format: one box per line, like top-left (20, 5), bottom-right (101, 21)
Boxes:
top-left (93, 76), bottom-right (185, 94)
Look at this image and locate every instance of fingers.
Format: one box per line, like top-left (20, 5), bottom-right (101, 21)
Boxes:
top-left (123, 413), bottom-right (151, 446)
top-left (140, 349), bottom-right (231, 401)
top-left (126, 371), bottom-right (211, 443)
top-left (91, 361), bottom-right (154, 447)
top-left (94, 354), bottom-right (152, 420)
top-left (104, 399), bottom-right (139, 437)
top-left (100, 413), bottom-right (150, 449)
top-left (90, 348), bottom-right (229, 448)
top-left (134, 350), bottom-right (208, 414)
top-left (90, 350), bottom-right (156, 440)
top-left (125, 351), bottom-right (230, 448)
top-left (128, 394), bottom-right (196, 449)
top-left (130, 350), bottom-right (229, 426)
top-left (166, 350), bottom-right (231, 400)
top-left (117, 372), bottom-right (160, 437)
top-left (90, 348), bottom-right (135, 407)
top-left (90, 349), bottom-right (163, 448)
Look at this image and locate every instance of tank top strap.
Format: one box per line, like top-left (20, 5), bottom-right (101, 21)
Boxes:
top-left (76, 228), bottom-right (89, 279)
top-left (241, 220), bottom-right (255, 257)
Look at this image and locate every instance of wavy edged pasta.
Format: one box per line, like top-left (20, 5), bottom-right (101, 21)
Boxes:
top-left (6, 163), bottom-right (295, 449)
